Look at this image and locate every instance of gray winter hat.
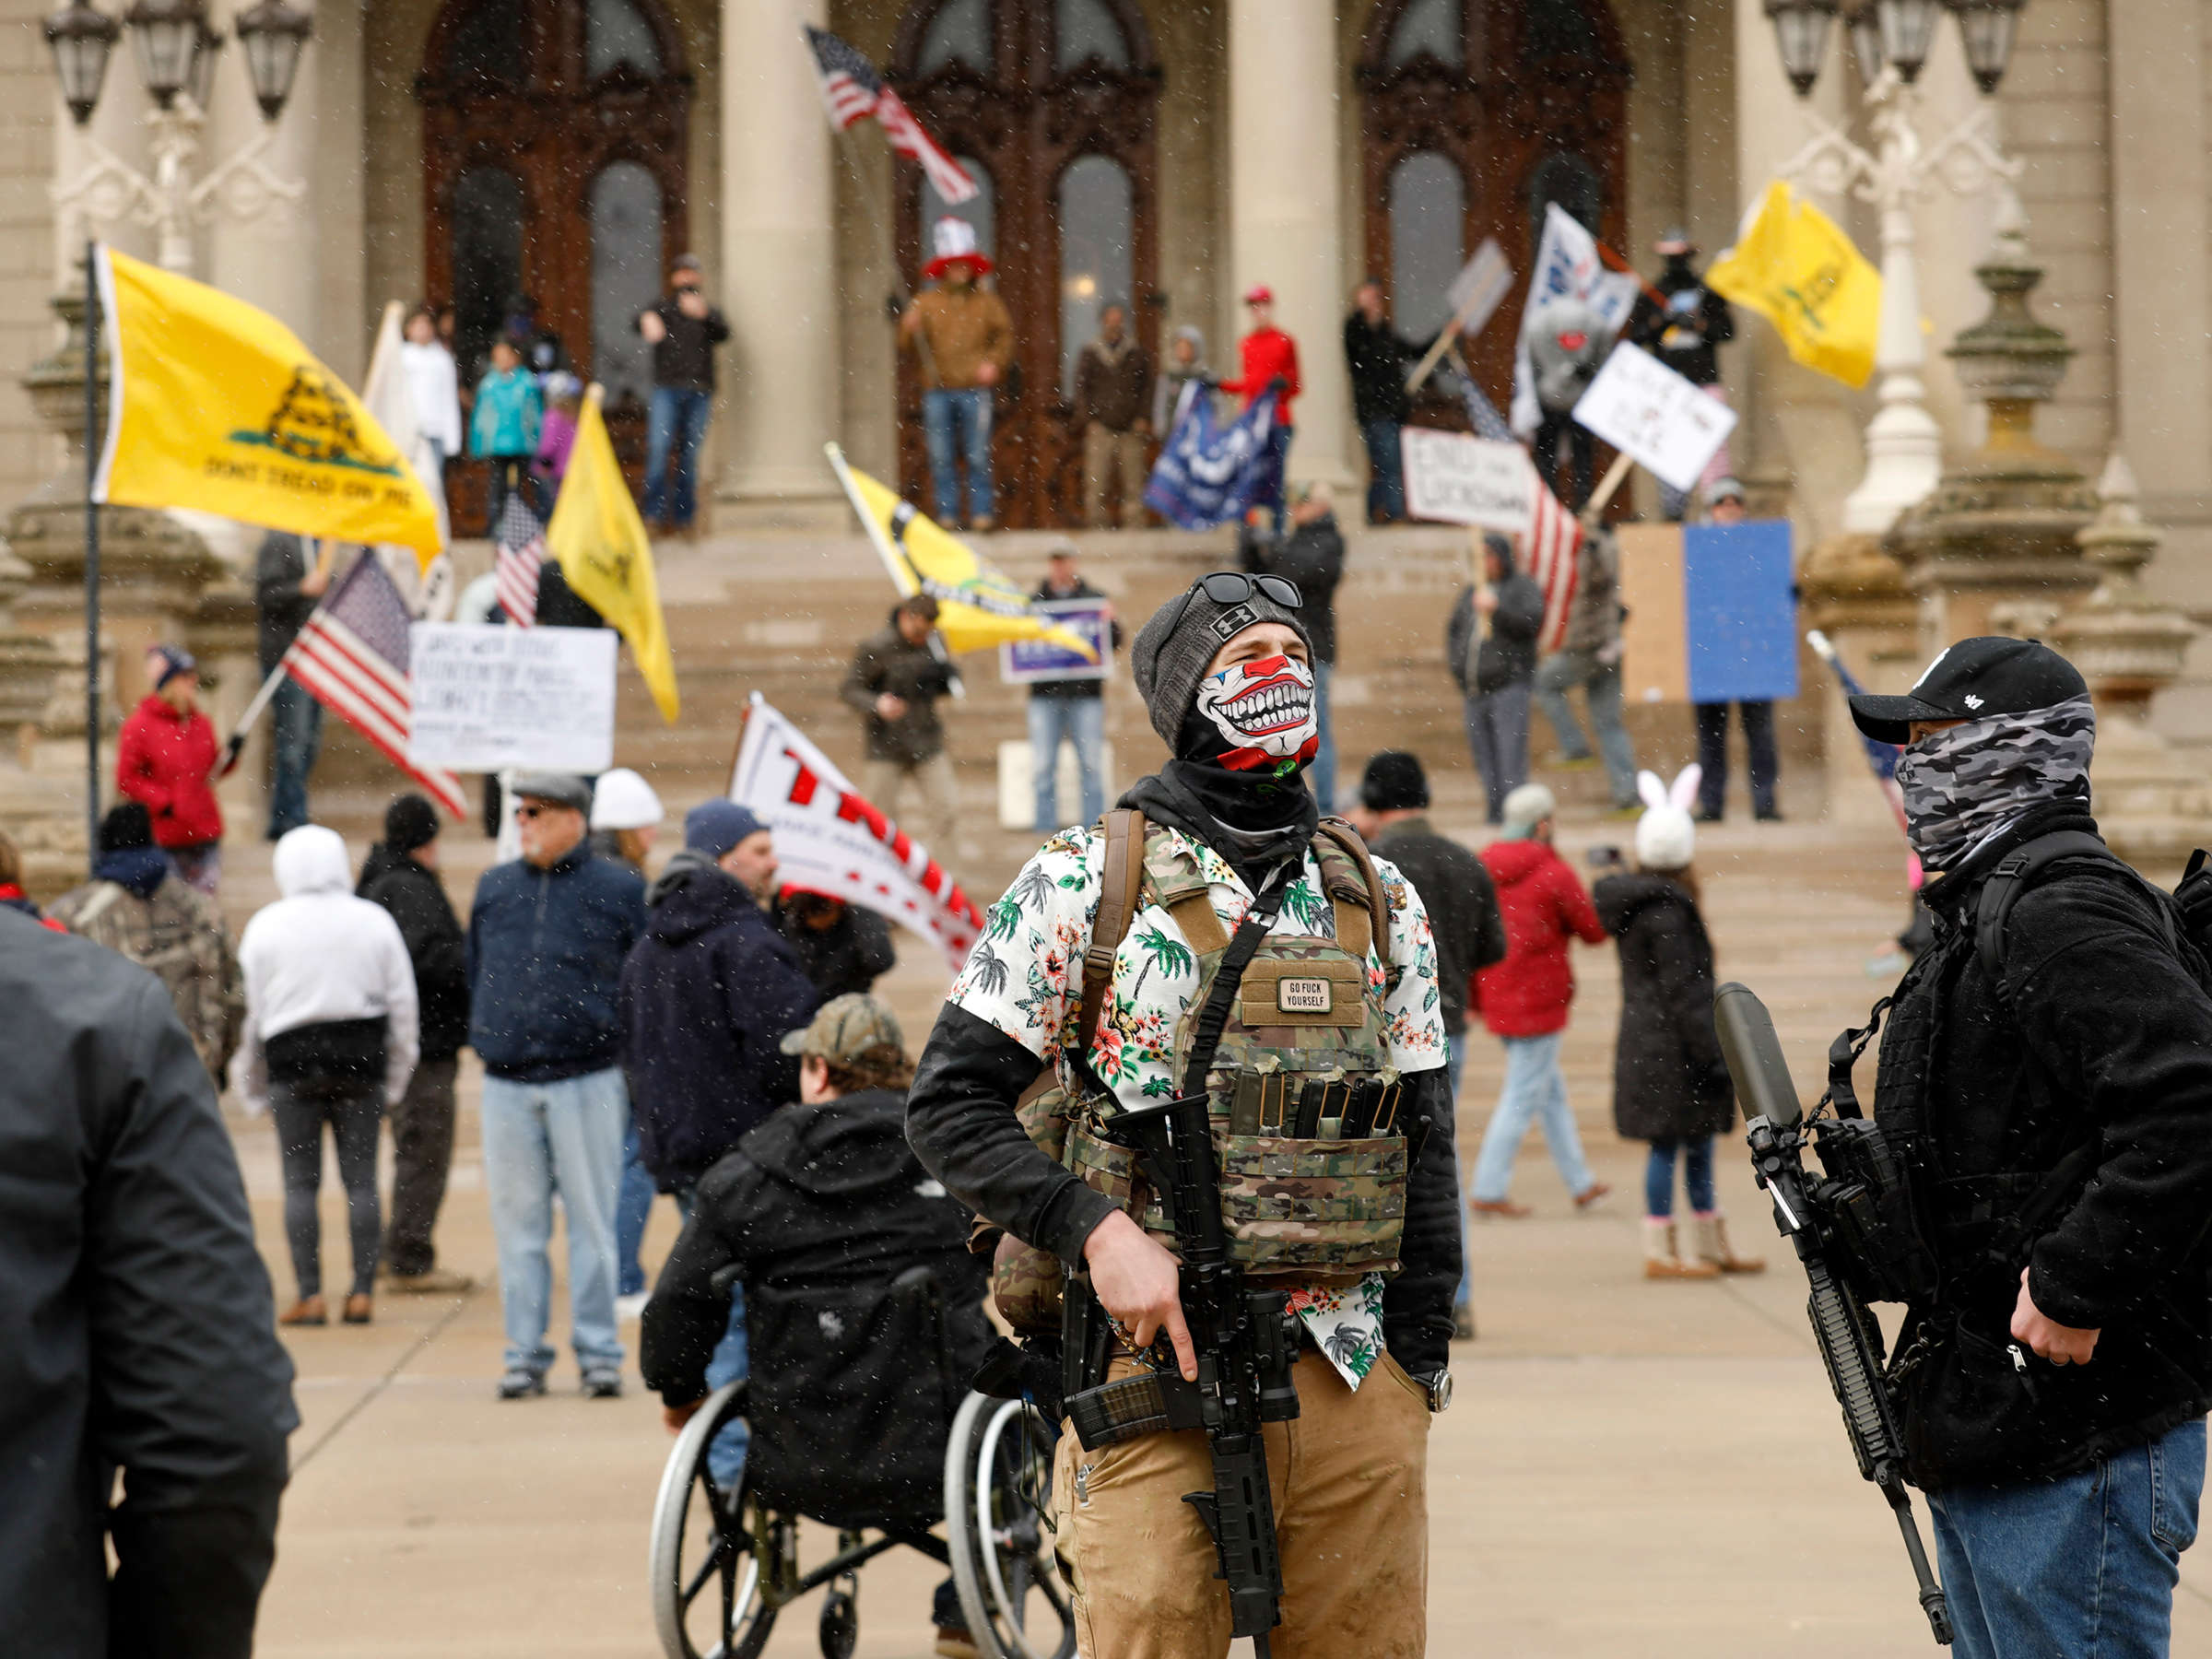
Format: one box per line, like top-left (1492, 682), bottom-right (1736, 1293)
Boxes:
top-left (1130, 575), bottom-right (1312, 747)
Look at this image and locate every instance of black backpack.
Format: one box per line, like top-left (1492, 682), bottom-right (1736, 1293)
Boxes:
top-left (1974, 833), bottom-right (2212, 991)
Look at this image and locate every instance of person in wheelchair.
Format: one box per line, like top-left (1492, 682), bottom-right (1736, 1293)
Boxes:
top-left (641, 994), bottom-right (994, 1659)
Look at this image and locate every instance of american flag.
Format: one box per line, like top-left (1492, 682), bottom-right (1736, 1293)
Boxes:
top-left (1520, 452), bottom-right (1583, 657)
top-left (493, 490), bottom-right (544, 628)
top-left (284, 554), bottom-right (468, 818)
top-left (802, 25), bottom-right (978, 205)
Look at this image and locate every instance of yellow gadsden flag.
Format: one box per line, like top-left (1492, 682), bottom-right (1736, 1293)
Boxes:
top-left (547, 385), bottom-right (679, 724)
top-left (1705, 181), bottom-right (1882, 390)
top-left (826, 444), bottom-right (1098, 662)
top-left (91, 245), bottom-right (441, 565)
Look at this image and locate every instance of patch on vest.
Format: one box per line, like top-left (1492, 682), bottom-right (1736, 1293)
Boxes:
top-left (1277, 977), bottom-right (1333, 1014)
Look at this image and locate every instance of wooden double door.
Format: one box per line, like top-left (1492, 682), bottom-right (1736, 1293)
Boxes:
top-left (889, 0), bottom-right (1160, 529)
top-left (418, 0), bottom-right (692, 534)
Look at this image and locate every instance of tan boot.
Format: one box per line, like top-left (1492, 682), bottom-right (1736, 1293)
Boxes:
top-left (1643, 1218), bottom-right (1718, 1280)
top-left (1689, 1213), bottom-right (1766, 1275)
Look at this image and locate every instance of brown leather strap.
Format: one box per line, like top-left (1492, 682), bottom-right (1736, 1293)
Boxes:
top-left (1168, 890), bottom-right (1230, 956)
top-left (1314, 817), bottom-right (1392, 970)
top-left (1075, 808), bottom-right (1147, 1057)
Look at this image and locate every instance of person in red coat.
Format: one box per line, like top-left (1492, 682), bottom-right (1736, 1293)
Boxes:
top-left (1467, 782), bottom-right (1612, 1216)
top-left (117, 644), bottom-right (224, 896)
top-left (1219, 285), bottom-right (1301, 532)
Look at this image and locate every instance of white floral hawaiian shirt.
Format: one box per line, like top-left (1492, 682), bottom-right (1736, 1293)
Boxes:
top-left (948, 822), bottom-right (1447, 1387)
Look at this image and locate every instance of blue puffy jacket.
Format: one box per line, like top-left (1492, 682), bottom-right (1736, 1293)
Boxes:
top-left (467, 842), bottom-right (645, 1081)
top-left (619, 851), bottom-right (819, 1192)
top-left (469, 366), bottom-right (542, 458)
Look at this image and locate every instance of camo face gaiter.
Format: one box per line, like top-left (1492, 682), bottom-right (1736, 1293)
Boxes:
top-left (1892, 694), bottom-right (2096, 872)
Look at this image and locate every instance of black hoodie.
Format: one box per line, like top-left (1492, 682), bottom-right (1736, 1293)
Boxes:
top-left (1446, 547), bottom-right (1546, 695)
top-left (359, 842), bottom-right (470, 1062)
top-left (618, 851), bottom-right (819, 1192)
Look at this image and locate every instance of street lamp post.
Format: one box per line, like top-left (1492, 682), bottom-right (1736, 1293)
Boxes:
top-left (1763, 0), bottom-right (2028, 535)
top-left (42, 0), bottom-right (313, 277)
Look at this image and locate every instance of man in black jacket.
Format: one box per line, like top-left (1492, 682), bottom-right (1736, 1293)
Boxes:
top-left (1351, 748), bottom-right (1506, 1343)
top-left (359, 794), bottom-right (474, 1294)
top-left (643, 993), bottom-right (984, 1653)
top-left (908, 573), bottom-right (1457, 1654)
top-left (1241, 482), bottom-right (1347, 811)
top-left (842, 594), bottom-right (960, 856)
top-left (1841, 637), bottom-right (2212, 1658)
top-left (1446, 535), bottom-right (1545, 825)
top-left (1344, 280), bottom-right (1421, 524)
top-left (1627, 229), bottom-right (1735, 522)
top-left (254, 530), bottom-right (326, 839)
top-left (635, 253), bottom-right (731, 536)
top-left (775, 889), bottom-right (898, 998)
top-left (0, 908), bottom-right (297, 1656)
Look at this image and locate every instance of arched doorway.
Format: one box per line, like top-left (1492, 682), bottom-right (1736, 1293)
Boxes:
top-left (1359, 0), bottom-right (1630, 429)
top-left (889, 0), bottom-right (1160, 529)
top-left (418, 0), bottom-right (691, 533)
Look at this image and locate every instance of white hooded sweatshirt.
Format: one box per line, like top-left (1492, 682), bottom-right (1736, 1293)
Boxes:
top-left (236, 825), bottom-right (418, 1115)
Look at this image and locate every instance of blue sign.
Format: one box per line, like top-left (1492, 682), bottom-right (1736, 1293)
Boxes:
top-left (1684, 520), bottom-right (1797, 704)
top-left (1000, 599), bottom-right (1112, 685)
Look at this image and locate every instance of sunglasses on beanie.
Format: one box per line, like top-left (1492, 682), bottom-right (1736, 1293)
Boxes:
top-left (1161, 571), bottom-right (1304, 640)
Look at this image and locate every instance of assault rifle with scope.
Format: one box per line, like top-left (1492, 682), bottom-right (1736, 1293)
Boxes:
top-left (1714, 982), bottom-right (1953, 1647)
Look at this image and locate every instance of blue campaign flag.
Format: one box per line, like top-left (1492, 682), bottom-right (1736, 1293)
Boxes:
top-left (1684, 520), bottom-right (1798, 704)
top-left (1143, 388), bottom-right (1280, 530)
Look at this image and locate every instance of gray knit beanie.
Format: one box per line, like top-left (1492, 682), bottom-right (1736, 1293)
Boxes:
top-left (1131, 580), bottom-right (1312, 747)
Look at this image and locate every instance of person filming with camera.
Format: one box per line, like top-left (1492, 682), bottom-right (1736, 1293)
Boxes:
top-left (1832, 636), bottom-right (2212, 1659)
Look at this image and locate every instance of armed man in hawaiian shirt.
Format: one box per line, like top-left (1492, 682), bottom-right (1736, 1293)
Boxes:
top-left (909, 571), bottom-right (1458, 1659)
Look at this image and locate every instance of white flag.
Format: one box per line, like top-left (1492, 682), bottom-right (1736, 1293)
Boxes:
top-left (730, 694), bottom-right (986, 971)
top-left (1512, 204), bottom-right (1641, 437)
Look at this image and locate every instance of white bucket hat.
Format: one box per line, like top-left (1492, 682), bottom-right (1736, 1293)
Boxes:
top-left (590, 767), bottom-right (665, 832)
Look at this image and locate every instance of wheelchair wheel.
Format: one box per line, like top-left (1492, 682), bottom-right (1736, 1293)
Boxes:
top-left (946, 1391), bottom-right (1077, 1659)
top-left (650, 1380), bottom-right (780, 1659)
top-left (818, 1572), bottom-right (859, 1659)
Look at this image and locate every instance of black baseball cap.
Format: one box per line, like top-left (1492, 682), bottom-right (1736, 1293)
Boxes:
top-left (1849, 636), bottom-right (2088, 745)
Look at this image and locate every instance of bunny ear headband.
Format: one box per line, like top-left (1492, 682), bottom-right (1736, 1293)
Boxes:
top-left (1636, 765), bottom-right (1702, 813)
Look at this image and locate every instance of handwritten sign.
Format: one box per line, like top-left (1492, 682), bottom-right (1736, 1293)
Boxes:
top-left (408, 623), bottom-right (617, 772)
top-left (1401, 429), bottom-right (1534, 534)
top-left (1570, 340), bottom-right (1739, 494)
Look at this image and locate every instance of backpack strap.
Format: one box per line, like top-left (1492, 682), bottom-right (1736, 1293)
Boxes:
top-left (1074, 808), bottom-right (1147, 1061)
top-left (1974, 830), bottom-right (2172, 988)
top-left (1312, 817), bottom-right (1391, 970)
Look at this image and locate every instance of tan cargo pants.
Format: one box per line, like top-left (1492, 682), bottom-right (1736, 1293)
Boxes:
top-left (1083, 421), bottom-right (1149, 527)
top-left (1052, 1347), bottom-right (1430, 1658)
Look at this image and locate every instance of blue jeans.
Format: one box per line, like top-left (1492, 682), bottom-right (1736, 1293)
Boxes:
top-left (675, 1187), bottom-right (751, 1490)
top-left (1309, 659), bottom-right (1337, 816)
top-left (1929, 1418), bottom-right (2205, 1659)
top-left (1448, 1033), bottom-right (1471, 1307)
top-left (1470, 1031), bottom-right (1594, 1202)
top-left (643, 386), bottom-right (713, 527)
top-left (1261, 421), bottom-right (1294, 533)
top-left (924, 387), bottom-right (995, 524)
top-left (1643, 1135), bottom-right (1715, 1218)
top-left (1535, 650), bottom-right (1639, 810)
top-left (479, 1065), bottom-right (628, 1377)
top-left (617, 1120), bottom-right (656, 1299)
top-left (1027, 692), bottom-right (1106, 830)
top-left (1361, 418), bottom-right (1406, 523)
top-left (265, 675), bottom-right (323, 840)
top-left (1464, 683), bottom-right (1533, 825)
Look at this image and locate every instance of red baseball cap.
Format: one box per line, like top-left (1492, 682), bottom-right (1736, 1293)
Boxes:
top-left (1242, 285), bottom-right (1274, 306)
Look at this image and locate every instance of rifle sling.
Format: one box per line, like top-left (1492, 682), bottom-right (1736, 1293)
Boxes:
top-left (1182, 862), bottom-right (1300, 1101)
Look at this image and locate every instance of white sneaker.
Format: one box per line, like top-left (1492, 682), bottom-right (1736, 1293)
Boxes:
top-left (615, 1292), bottom-right (650, 1324)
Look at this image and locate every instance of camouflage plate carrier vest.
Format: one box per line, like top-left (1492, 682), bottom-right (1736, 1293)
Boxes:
top-left (991, 810), bottom-right (1408, 1333)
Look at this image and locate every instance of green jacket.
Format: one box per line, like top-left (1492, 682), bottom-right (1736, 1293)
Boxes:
top-left (49, 876), bottom-right (245, 1081)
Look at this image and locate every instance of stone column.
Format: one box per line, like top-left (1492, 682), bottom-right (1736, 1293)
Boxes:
top-left (714, 0), bottom-right (844, 528)
top-left (1227, 0), bottom-right (1353, 495)
top-left (204, 0), bottom-right (319, 346)
top-left (0, 543), bottom-right (76, 898)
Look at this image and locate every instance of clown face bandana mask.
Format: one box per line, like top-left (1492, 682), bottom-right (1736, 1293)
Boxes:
top-left (1187, 654), bottom-right (1320, 776)
top-left (1893, 694), bottom-right (2096, 872)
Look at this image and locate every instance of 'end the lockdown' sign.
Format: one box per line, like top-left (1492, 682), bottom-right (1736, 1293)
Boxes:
top-left (1401, 429), bottom-right (1534, 534)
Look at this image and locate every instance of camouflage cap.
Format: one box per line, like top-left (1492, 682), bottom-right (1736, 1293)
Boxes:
top-left (779, 993), bottom-right (907, 1069)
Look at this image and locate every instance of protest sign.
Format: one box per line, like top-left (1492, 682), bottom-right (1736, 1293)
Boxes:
top-left (407, 623), bottom-right (618, 773)
top-left (1570, 341), bottom-right (1739, 494)
top-left (1000, 598), bottom-right (1112, 685)
top-left (730, 694), bottom-right (985, 971)
top-left (1447, 239), bottom-right (1514, 342)
top-left (1618, 519), bottom-right (1797, 705)
top-left (1401, 429), bottom-right (1534, 534)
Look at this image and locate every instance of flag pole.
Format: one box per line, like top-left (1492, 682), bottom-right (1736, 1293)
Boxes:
top-left (83, 240), bottom-right (102, 874)
top-left (1579, 449), bottom-right (1636, 527)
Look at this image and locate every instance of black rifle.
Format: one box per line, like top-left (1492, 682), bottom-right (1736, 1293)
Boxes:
top-left (1093, 1089), bottom-right (1300, 1653)
top-left (1715, 982), bottom-right (1954, 1647)
top-left (1065, 865), bottom-right (1302, 1654)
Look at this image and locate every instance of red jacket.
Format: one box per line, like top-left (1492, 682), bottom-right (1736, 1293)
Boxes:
top-left (1220, 325), bottom-right (1301, 419)
top-left (1473, 838), bottom-right (1607, 1038)
top-left (117, 694), bottom-right (223, 850)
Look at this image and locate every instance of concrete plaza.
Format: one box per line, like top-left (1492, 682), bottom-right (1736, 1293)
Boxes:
top-left (225, 805), bottom-right (2212, 1657)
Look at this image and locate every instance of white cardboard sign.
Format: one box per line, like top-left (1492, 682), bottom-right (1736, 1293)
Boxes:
top-left (1570, 340), bottom-right (1739, 493)
top-left (1445, 238), bottom-right (1514, 341)
top-left (1401, 429), bottom-right (1534, 533)
top-left (407, 623), bottom-right (618, 773)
